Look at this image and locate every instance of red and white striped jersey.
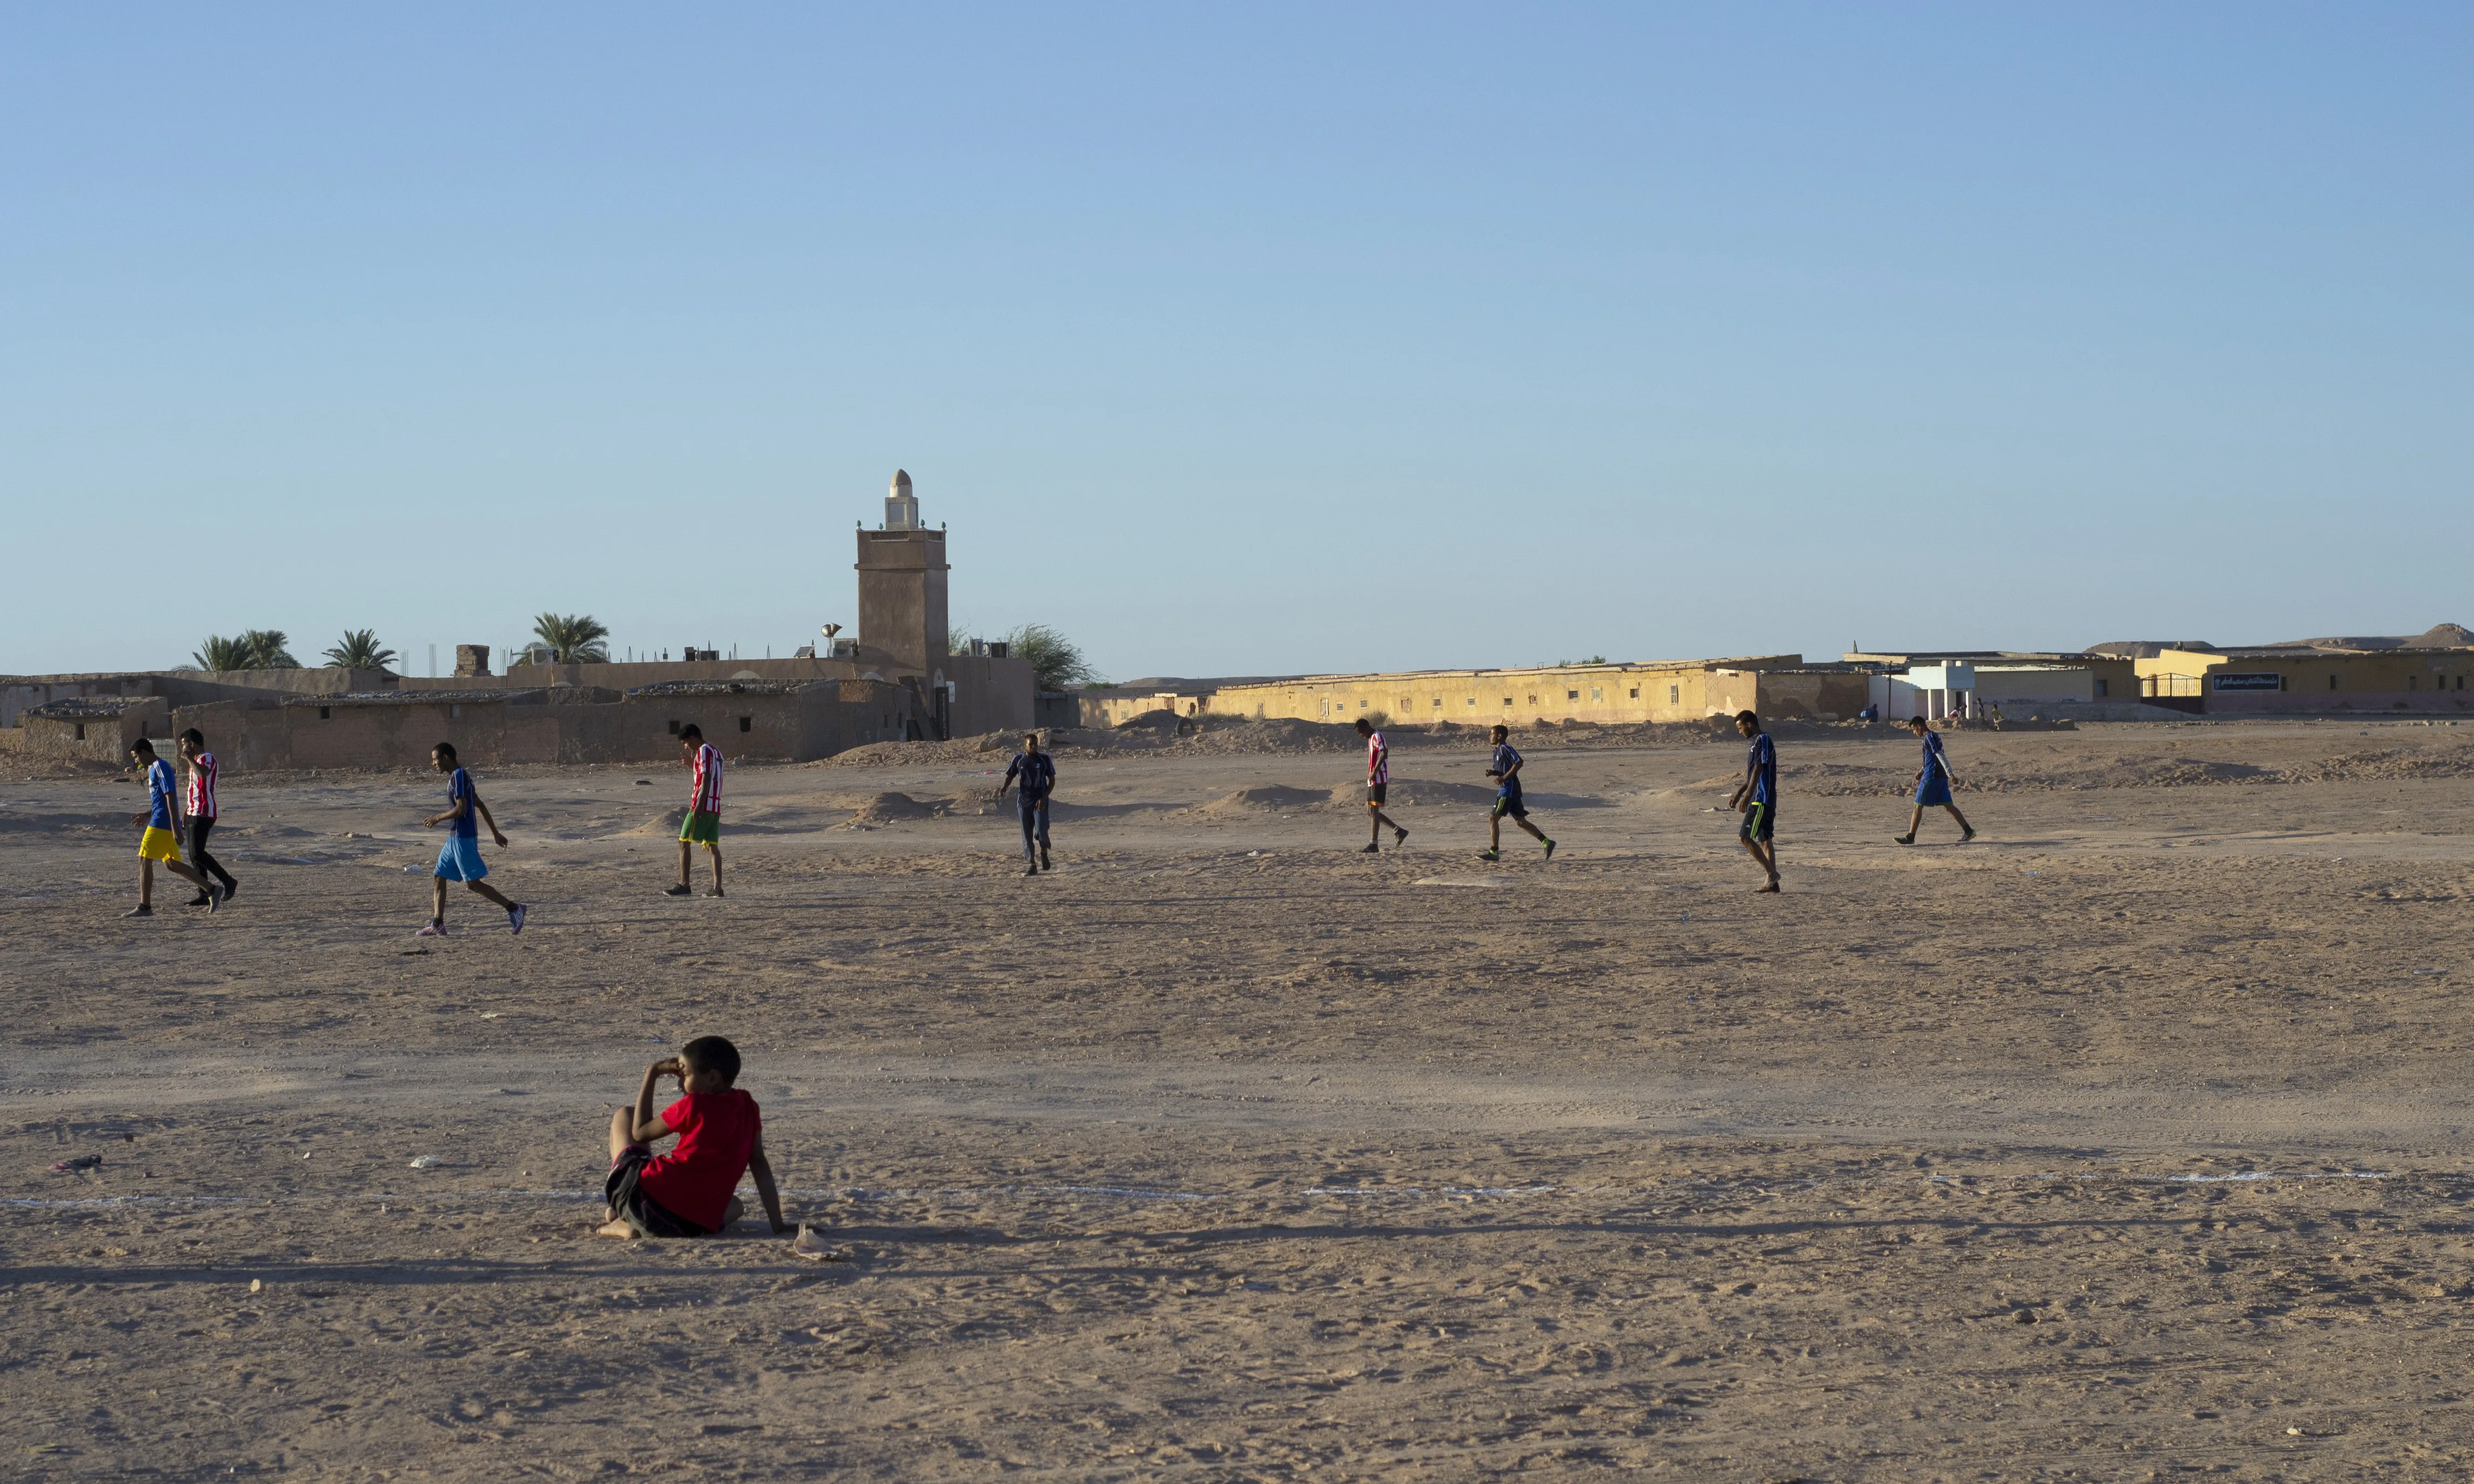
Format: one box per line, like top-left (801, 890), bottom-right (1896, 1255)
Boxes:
top-left (690, 742), bottom-right (724, 814)
top-left (1366, 731), bottom-right (1389, 786)
top-left (184, 751), bottom-right (218, 820)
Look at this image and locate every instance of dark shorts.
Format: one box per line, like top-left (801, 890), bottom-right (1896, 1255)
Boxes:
top-left (605, 1144), bottom-right (711, 1238)
top-left (1366, 784), bottom-right (1388, 806)
top-left (1491, 790), bottom-right (1527, 821)
top-left (1740, 799), bottom-right (1775, 842)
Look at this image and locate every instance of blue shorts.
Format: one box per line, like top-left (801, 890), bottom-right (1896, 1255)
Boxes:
top-left (434, 834), bottom-right (488, 882)
top-left (1914, 774), bottom-right (1953, 807)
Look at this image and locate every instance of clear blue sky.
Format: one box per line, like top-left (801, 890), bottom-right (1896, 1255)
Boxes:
top-left (4, 5), bottom-right (2466, 680)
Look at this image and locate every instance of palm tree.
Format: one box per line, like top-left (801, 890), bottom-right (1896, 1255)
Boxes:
top-left (241, 629), bottom-right (300, 668)
top-left (323, 629), bottom-right (398, 670)
top-left (192, 635), bottom-right (254, 672)
top-left (1002, 623), bottom-right (1102, 692)
top-left (531, 613), bottom-right (611, 663)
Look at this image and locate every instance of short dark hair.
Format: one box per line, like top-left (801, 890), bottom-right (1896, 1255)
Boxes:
top-left (130, 737), bottom-right (156, 757)
top-left (678, 723), bottom-right (703, 742)
top-left (1354, 718), bottom-right (1373, 734)
top-left (1734, 709), bottom-right (1760, 728)
top-left (1491, 724), bottom-right (1509, 739)
top-left (680, 1035), bottom-right (740, 1086)
top-left (1910, 715), bottom-right (1930, 728)
top-left (433, 741), bottom-right (458, 761)
top-left (178, 728), bottom-right (205, 749)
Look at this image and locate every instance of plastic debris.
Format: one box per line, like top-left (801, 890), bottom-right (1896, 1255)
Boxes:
top-left (408, 1155), bottom-right (442, 1170)
top-left (48, 1155), bottom-right (102, 1174)
top-left (791, 1225), bottom-right (850, 1263)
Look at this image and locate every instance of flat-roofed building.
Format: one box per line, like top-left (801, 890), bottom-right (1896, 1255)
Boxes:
top-left (2137, 646), bottom-right (2474, 713)
top-left (1071, 656), bottom-right (1868, 728)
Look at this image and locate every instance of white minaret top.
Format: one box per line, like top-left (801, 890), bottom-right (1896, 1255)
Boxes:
top-left (885, 469), bottom-right (919, 530)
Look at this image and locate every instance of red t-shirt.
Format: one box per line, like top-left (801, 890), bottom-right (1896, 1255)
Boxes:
top-left (637, 1089), bottom-right (760, 1232)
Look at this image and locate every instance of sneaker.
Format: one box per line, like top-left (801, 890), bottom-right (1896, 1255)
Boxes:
top-left (1893, 834), bottom-right (1915, 845)
top-left (1542, 838), bottom-right (1557, 862)
top-left (508, 903), bottom-right (528, 936)
top-left (1961, 828), bottom-right (1977, 843)
top-left (1393, 827), bottom-right (1409, 846)
top-left (182, 894), bottom-right (212, 909)
top-left (219, 879), bottom-right (239, 905)
top-left (416, 921), bottom-right (445, 937)
top-left (1360, 842), bottom-right (1380, 853)
top-left (206, 883), bottom-right (222, 914)
top-left (662, 884), bottom-right (693, 897)
top-left (1478, 849), bottom-right (1500, 862)
top-left (702, 887), bottom-right (724, 898)
top-left (1023, 863), bottom-right (1039, 877)
top-left (121, 904), bottom-right (153, 918)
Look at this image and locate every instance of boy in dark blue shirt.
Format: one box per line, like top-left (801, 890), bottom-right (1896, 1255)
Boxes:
top-left (420, 742), bottom-right (526, 936)
top-left (1478, 724), bottom-right (1553, 862)
top-left (1726, 710), bottom-right (1780, 892)
top-left (997, 732), bottom-right (1056, 876)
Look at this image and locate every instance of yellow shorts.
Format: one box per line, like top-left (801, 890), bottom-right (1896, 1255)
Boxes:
top-left (139, 825), bottom-right (184, 863)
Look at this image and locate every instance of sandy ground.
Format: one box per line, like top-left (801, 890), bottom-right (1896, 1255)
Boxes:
top-left (9, 717), bottom-right (2474, 1480)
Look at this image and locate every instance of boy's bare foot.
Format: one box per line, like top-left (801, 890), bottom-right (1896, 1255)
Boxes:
top-left (663, 883), bottom-right (692, 897)
top-left (595, 1218), bottom-right (639, 1239)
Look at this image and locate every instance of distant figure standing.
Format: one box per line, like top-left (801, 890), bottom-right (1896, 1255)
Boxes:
top-left (420, 742), bottom-right (526, 936)
top-left (1726, 710), bottom-right (1780, 893)
top-left (998, 731), bottom-right (1055, 875)
top-left (666, 724), bottom-right (725, 898)
top-left (1479, 724), bottom-right (1553, 862)
top-left (175, 728), bottom-right (240, 909)
top-left (1894, 716), bottom-right (1975, 845)
top-left (123, 738), bottom-right (220, 917)
top-left (1355, 717), bottom-right (1408, 853)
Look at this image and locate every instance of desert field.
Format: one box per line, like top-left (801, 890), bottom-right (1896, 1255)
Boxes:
top-left (10, 715), bottom-right (2474, 1481)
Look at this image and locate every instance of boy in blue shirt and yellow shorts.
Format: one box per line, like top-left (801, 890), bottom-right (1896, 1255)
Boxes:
top-left (124, 737), bottom-right (220, 917)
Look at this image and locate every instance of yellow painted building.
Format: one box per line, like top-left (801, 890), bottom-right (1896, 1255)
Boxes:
top-left (1075, 656), bottom-right (1869, 728)
top-left (2135, 647), bottom-right (2474, 713)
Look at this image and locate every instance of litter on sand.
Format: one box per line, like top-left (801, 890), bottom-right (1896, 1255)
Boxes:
top-left (407, 1155), bottom-right (442, 1170)
top-left (48, 1155), bottom-right (102, 1174)
top-left (792, 1225), bottom-right (850, 1262)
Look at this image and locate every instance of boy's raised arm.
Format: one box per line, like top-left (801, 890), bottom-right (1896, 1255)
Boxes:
top-left (748, 1134), bottom-right (789, 1235)
top-left (630, 1060), bottom-right (679, 1143)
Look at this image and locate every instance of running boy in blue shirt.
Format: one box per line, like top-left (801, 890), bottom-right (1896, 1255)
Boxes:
top-left (1894, 716), bottom-right (1975, 845)
top-left (123, 737), bottom-right (221, 917)
top-left (1726, 710), bottom-right (1780, 892)
top-left (997, 732), bottom-right (1056, 876)
top-left (1478, 724), bottom-right (1554, 862)
top-left (420, 742), bottom-right (526, 936)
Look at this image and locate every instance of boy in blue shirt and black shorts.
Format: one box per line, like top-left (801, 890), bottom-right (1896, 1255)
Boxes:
top-left (1479, 724), bottom-right (1554, 863)
top-left (1727, 710), bottom-right (1780, 893)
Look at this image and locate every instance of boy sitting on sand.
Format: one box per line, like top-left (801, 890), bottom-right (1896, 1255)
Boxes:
top-left (600, 1035), bottom-right (788, 1239)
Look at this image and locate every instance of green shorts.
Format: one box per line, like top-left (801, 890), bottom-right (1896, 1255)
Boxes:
top-left (679, 809), bottom-right (720, 847)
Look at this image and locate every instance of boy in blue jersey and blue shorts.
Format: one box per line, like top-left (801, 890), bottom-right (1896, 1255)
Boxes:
top-left (1727, 710), bottom-right (1780, 893)
top-left (420, 742), bottom-right (526, 937)
top-left (123, 737), bottom-right (221, 917)
top-left (1894, 716), bottom-right (1975, 845)
top-left (1479, 724), bottom-right (1553, 862)
top-left (997, 732), bottom-right (1056, 876)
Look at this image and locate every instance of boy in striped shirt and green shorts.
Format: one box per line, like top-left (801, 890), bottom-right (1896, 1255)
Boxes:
top-left (667, 724), bottom-right (725, 898)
